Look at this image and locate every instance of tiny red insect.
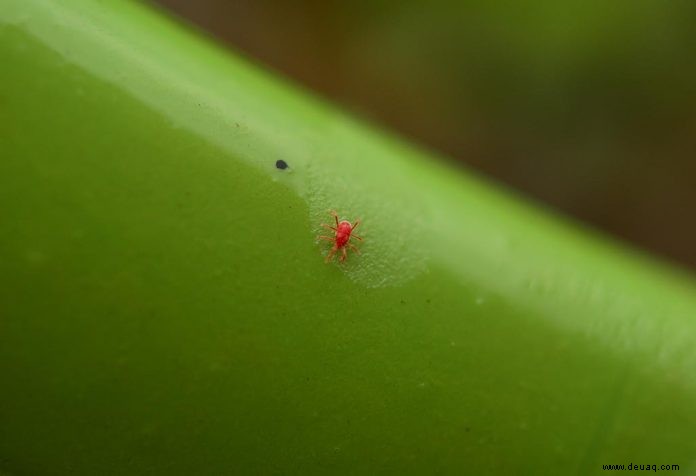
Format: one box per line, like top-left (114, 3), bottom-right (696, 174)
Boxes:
top-left (317, 210), bottom-right (363, 263)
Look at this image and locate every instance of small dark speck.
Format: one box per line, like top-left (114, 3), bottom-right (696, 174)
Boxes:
top-left (276, 159), bottom-right (289, 170)
top-left (400, 299), bottom-right (405, 304)
top-left (426, 299), bottom-right (431, 304)
top-left (465, 427), bottom-right (471, 432)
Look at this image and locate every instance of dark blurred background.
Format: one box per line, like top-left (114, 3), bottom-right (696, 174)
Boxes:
top-left (151, 0), bottom-right (696, 271)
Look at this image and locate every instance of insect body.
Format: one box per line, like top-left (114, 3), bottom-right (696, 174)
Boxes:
top-left (318, 210), bottom-right (363, 263)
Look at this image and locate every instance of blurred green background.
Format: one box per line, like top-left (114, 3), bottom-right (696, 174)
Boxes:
top-left (152, 0), bottom-right (696, 270)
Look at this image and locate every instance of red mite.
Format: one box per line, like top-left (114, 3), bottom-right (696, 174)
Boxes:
top-left (318, 210), bottom-right (363, 263)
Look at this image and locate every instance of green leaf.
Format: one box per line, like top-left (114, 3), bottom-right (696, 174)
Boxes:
top-left (2, 0), bottom-right (696, 474)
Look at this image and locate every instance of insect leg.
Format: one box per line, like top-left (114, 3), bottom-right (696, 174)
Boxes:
top-left (348, 243), bottom-right (361, 255)
top-left (321, 223), bottom-right (337, 232)
top-left (340, 247), bottom-right (348, 262)
top-left (325, 246), bottom-right (338, 263)
top-left (330, 210), bottom-right (339, 227)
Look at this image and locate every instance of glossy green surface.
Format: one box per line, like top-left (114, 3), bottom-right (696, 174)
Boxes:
top-left (2, 1), bottom-right (696, 474)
